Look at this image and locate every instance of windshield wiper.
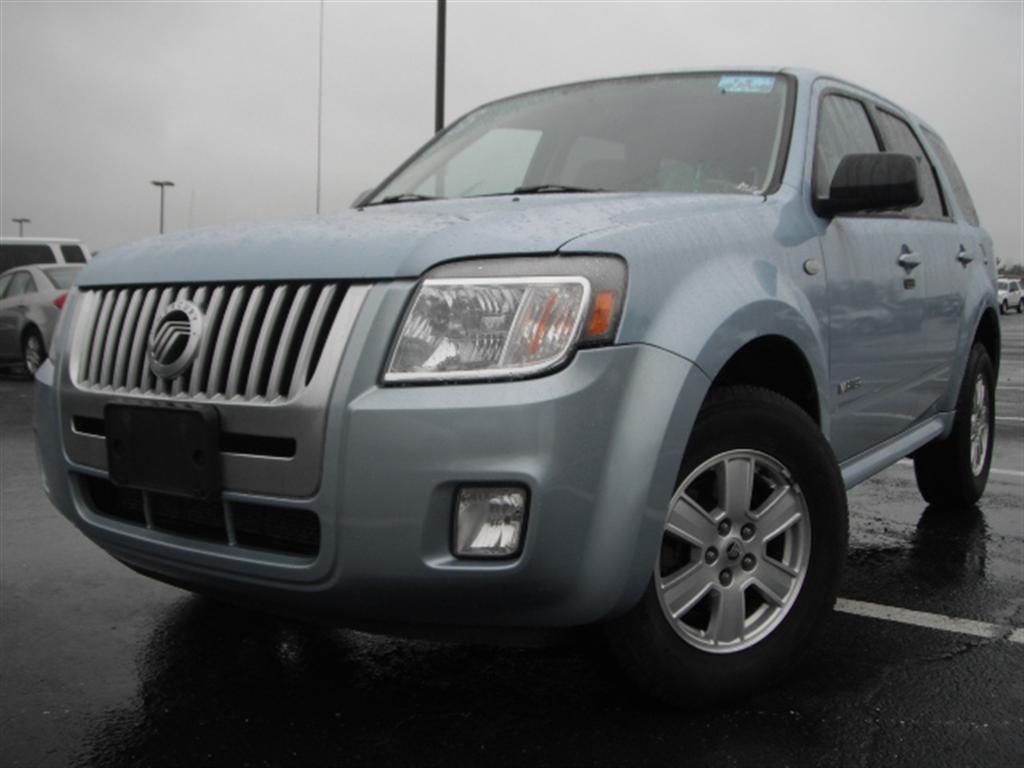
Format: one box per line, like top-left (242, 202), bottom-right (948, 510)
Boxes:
top-left (511, 184), bottom-right (606, 195)
top-left (364, 193), bottom-right (443, 206)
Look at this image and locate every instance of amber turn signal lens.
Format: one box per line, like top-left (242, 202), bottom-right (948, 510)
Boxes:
top-left (587, 291), bottom-right (616, 336)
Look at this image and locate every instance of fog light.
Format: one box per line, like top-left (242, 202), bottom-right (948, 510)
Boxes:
top-left (454, 486), bottom-right (527, 558)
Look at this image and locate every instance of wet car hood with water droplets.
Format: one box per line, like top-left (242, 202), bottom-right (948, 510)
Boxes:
top-left (77, 193), bottom-right (764, 287)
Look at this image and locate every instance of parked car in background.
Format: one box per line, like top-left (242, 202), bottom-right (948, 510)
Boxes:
top-left (35, 68), bottom-right (999, 705)
top-left (0, 264), bottom-right (81, 374)
top-left (0, 237), bottom-right (91, 274)
top-left (997, 278), bottom-right (1022, 313)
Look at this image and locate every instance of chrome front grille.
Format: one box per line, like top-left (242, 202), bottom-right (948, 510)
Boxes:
top-left (72, 282), bottom-right (351, 402)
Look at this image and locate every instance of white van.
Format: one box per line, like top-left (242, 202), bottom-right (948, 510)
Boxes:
top-left (0, 237), bottom-right (92, 273)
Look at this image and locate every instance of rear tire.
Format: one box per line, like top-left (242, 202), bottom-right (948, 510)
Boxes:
top-left (1017, 299), bottom-right (1023, 314)
top-left (913, 343), bottom-right (994, 508)
top-left (22, 329), bottom-right (45, 376)
top-left (605, 386), bottom-right (848, 705)
top-left (1000, 300), bottom-right (1008, 314)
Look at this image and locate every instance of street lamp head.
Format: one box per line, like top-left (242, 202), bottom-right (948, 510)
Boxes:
top-left (150, 180), bottom-right (175, 188)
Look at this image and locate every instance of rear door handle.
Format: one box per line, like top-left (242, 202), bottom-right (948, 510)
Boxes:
top-left (897, 250), bottom-right (921, 270)
top-left (956, 246), bottom-right (974, 265)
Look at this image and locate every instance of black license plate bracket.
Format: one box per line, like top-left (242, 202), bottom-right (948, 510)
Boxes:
top-left (105, 403), bottom-right (221, 500)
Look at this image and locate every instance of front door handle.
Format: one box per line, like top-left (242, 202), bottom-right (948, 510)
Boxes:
top-left (957, 246), bottom-right (974, 265)
top-left (897, 250), bottom-right (921, 270)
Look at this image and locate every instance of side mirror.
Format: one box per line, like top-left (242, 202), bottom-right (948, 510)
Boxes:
top-left (351, 188), bottom-right (374, 208)
top-left (816, 153), bottom-right (922, 216)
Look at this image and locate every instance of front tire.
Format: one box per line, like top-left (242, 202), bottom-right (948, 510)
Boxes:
top-left (606, 386), bottom-right (848, 705)
top-left (913, 343), bottom-right (995, 507)
top-left (1000, 300), bottom-right (1008, 315)
top-left (22, 329), bottom-right (45, 376)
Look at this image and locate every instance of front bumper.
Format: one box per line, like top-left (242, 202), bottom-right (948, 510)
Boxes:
top-left (35, 282), bottom-right (709, 628)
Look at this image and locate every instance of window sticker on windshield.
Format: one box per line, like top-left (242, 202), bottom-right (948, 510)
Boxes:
top-left (718, 75), bottom-right (776, 94)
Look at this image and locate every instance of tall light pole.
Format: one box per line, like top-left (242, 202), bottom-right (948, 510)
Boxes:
top-left (12, 218), bottom-right (30, 237)
top-left (150, 180), bottom-right (174, 234)
top-left (435, 0), bottom-right (446, 134)
top-left (315, 0), bottom-right (324, 214)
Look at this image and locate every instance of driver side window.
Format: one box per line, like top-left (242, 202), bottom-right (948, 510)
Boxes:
top-left (813, 94), bottom-right (880, 197)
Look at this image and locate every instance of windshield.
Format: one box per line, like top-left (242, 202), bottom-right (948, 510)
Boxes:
top-left (43, 266), bottom-right (81, 289)
top-left (369, 73), bottom-right (792, 204)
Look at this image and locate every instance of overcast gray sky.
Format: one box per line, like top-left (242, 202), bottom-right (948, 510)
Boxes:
top-left (1, 0), bottom-right (1021, 264)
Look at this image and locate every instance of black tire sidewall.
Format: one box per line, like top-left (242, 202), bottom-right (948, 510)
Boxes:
top-left (22, 330), bottom-right (44, 375)
top-left (953, 345), bottom-right (995, 501)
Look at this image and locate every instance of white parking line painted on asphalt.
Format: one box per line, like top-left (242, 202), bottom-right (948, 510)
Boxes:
top-left (996, 416), bottom-right (1024, 423)
top-left (895, 459), bottom-right (1023, 478)
top-left (835, 598), bottom-right (1024, 644)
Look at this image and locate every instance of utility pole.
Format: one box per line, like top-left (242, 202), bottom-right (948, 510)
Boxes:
top-left (435, 0), bottom-right (446, 133)
top-left (12, 218), bottom-right (30, 237)
top-left (315, 0), bottom-right (324, 214)
top-left (150, 180), bottom-right (175, 234)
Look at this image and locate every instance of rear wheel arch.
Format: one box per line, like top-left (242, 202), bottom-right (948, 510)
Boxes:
top-left (973, 307), bottom-right (1000, 375)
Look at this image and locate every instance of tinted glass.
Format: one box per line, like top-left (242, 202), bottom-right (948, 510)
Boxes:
top-left (875, 110), bottom-right (946, 219)
top-left (60, 244), bottom-right (88, 264)
top-left (814, 95), bottom-right (880, 195)
top-left (0, 274), bottom-right (12, 299)
top-left (0, 244), bottom-right (56, 272)
top-left (922, 128), bottom-right (980, 226)
top-left (373, 74), bottom-right (792, 201)
top-left (5, 271), bottom-right (35, 298)
top-left (43, 266), bottom-right (81, 289)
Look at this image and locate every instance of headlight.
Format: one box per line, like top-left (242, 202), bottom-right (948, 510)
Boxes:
top-left (385, 256), bottom-right (626, 383)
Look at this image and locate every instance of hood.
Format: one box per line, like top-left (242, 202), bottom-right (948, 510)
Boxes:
top-left (78, 193), bottom-right (764, 287)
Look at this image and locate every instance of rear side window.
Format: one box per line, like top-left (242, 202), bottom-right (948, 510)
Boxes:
top-left (0, 244), bottom-right (56, 272)
top-left (922, 128), bottom-right (980, 226)
top-left (813, 94), bottom-right (880, 196)
top-left (43, 266), bottom-right (81, 289)
top-left (874, 110), bottom-right (947, 220)
top-left (5, 271), bottom-right (37, 298)
top-left (60, 244), bottom-right (88, 264)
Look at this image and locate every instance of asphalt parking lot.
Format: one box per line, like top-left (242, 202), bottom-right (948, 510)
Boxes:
top-left (2, 317), bottom-right (1022, 768)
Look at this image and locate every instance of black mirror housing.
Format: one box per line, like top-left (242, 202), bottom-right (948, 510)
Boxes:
top-left (817, 153), bottom-right (922, 216)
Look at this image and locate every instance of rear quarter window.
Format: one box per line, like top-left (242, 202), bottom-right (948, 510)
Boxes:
top-left (0, 244), bottom-right (56, 272)
top-left (874, 110), bottom-right (947, 220)
top-left (59, 244), bottom-right (88, 264)
top-left (922, 128), bottom-right (980, 227)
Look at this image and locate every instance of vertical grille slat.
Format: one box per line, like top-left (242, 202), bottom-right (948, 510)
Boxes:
top-left (126, 288), bottom-right (160, 391)
top-left (225, 285), bottom-right (266, 398)
top-left (205, 286), bottom-right (247, 396)
top-left (99, 290), bottom-right (130, 386)
top-left (86, 292), bottom-right (117, 385)
top-left (143, 288), bottom-right (176, 393)
top-left (112, 289), bottom-right (144, 389)
top-left (73, 280), bottom-right (354, 403)
top-left (287, 285), bottom-right (337, 398)
top-left (245, 285), bottom-right (289, 399)
top-left (188, 287), bottom-right (226, 395)
top-left (265, 285), bottom-right (312, 400)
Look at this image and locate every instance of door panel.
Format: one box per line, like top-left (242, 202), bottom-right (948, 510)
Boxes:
top-left (823, 219), bottom-right (931, 460)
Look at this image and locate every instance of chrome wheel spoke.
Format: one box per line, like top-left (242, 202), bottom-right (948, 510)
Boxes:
top-left (661, 566), bottom-right (712, 618)
top-left (752, 558), bottom-right (796, 606)
top-left (719, 455), bottom-right (754, 517)
top-left (753, 486), bottom-right (801, 539)
top-left (710, 587), bottom-right (746, 644)
top-left (666, 495), bottom-right (719, 546)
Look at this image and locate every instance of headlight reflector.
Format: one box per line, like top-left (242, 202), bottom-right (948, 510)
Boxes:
top-left (385, 277), bottom-right (590, 381)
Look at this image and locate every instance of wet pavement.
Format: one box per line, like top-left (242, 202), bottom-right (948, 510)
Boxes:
top-left (2, 317), bottom-right (1022, 767)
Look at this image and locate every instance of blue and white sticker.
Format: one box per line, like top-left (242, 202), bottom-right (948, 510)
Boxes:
top-left (718, 75), bottom-right (776, 94)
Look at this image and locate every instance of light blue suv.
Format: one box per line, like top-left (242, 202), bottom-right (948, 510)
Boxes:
top-left (34, 69), bottom-right (1000, 703)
